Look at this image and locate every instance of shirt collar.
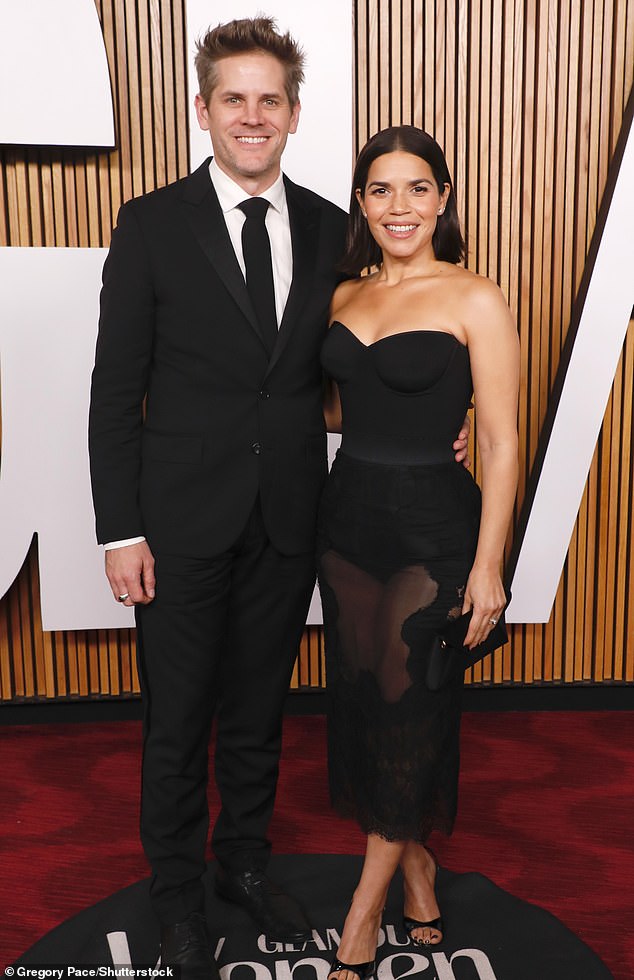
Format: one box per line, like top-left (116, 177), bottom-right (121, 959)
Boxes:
top-left (209, 158), bottom-right (286, 214)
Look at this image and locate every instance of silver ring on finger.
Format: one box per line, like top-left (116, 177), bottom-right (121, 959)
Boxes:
top-left (489, 617), bottom-right (498, 625)
top-left (118, 593), bottom-right (130, 602)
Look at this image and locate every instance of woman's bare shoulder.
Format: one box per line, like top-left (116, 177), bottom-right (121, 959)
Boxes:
top-left (330, 276), bottom-right (367, 319)
top-left (441, 266), bottom-right (509, 320)
top-left (449, 266), bottom-right (505, 301)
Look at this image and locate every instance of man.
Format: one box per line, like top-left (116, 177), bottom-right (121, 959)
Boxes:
top-left (89, 18), bottom-right (345, 976)
top-left (89, 15), bottom-right (468, 977)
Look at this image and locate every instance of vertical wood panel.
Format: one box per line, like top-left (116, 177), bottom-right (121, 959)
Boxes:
top-left (0, 0), bottom-right (632, 702)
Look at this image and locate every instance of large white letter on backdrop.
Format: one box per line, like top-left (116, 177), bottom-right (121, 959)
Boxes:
top-left (186, 1), bottom-right (352, 615)
top-left (184, 0), bottom-right (355, 620)
top-left (0, 0), bottom-right (114, 146)
top-left (506, 99), bottom-right (634, 623)
top-left (0, 248), bottom-right (134, 630)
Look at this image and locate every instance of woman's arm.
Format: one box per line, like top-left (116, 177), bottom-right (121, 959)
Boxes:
top-left (461, 276), bottom-right (520, 647)
top-left (323, 377), bottom-right (342, 433)
top-left (322, 279), bottom-right (361, 432)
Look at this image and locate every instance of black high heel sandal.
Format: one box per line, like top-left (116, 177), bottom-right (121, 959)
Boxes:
top-left (328, 957), bottom-right (375, 980)
top-left (402, 912), bottom-right (444, 947)
top-left (403, 847), bottom-right (444, 947)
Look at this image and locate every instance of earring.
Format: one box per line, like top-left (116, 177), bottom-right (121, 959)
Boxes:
top-left (361, 209), bottom-right (367, 218)
top-left (437, 207), bottom-right (445, 215)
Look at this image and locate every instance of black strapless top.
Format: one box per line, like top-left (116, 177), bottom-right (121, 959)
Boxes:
top-left (321, 321), bottom-right (473, 465)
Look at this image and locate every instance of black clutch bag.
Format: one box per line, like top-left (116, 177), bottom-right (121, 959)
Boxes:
top-left (425, 589), bottom-right (511, 692)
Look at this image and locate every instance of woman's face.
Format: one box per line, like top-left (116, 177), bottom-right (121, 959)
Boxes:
top-left (356, 150), bottom-right (449, 259)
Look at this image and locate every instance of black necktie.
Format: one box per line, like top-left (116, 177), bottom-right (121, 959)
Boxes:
top-left (238, 197), bottom-right (278, 354)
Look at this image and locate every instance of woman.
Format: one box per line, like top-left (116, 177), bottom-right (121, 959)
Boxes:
top-left (317, 126), bottom-right (519, 978)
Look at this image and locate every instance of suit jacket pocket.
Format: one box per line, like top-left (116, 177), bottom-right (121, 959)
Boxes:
top-left (142, 431), bottom-right (203, 464)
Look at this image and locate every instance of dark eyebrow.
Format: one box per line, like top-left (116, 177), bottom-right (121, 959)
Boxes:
top-left (367, 178), bottom-right (434, 189)
top-left (219, 90), bottom-right (284, 100)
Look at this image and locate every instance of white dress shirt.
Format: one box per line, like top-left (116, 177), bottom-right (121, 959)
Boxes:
top-left (104, 160), bottom-right (293, 552)
top-left (209, 157), bottom-right (293, 325)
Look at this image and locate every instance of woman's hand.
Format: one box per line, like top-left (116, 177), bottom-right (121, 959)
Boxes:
top-left (461, 565), bottom-right (507, 648)
top-left (453, 413), bottom-right (472, 467)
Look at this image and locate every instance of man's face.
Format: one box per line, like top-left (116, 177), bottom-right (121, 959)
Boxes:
top-left (195, 51), bottom-right (300, 193)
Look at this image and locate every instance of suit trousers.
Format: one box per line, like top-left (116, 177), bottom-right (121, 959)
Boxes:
top-left (135, 496), bottom-right (316, 925)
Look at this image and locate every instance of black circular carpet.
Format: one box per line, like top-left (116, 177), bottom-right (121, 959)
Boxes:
top-left (17, 855), bottom-right (612, 978)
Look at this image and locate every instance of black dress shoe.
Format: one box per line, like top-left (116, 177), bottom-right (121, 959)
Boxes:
top-left (160, 912), bottom-right (220, 980)
top-left (329, 956), bottom-right (375, 980)
top-left (215, 867), bottom-right (312, 942)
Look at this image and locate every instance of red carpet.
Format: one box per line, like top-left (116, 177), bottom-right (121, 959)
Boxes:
top-left (1, 711), bottom-right (632, 977)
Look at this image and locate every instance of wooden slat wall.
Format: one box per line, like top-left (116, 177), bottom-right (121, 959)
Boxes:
top-left (0, 0), bottom-right (632, 702)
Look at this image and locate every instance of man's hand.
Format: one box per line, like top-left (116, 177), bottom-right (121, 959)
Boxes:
top-left (105, 541), bottom-right (156, 606)
top-left (453, 412), bottom-right (472, 467)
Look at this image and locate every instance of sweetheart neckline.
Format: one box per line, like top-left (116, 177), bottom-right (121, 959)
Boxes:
top-left (329, 320), bottom-right (467, 350)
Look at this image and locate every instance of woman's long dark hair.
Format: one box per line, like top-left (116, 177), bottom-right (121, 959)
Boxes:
top-left (340, 125), bottom-right (465, 276)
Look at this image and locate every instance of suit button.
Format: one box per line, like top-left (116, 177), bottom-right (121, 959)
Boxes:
top-left (251, 442), bottom-right (262, 455)
top-left (259, 389), bottom-right (270, 399)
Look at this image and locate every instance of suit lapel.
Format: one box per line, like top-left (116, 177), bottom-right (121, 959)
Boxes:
top-left (179, 160), bottom-right (268, 349)
top-left (266, 176), bottom-right (320, 374)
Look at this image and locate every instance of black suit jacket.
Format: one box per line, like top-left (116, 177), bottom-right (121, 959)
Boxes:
top-left (89, 159), bottom-right (347, 557)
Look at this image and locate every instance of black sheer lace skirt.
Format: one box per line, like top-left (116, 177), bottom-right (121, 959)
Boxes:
top-left (317, 451), bottom-right (482, 842)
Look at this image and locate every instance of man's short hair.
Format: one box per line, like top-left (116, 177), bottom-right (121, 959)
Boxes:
top-left (195, 16), bottom-right (305, 108)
